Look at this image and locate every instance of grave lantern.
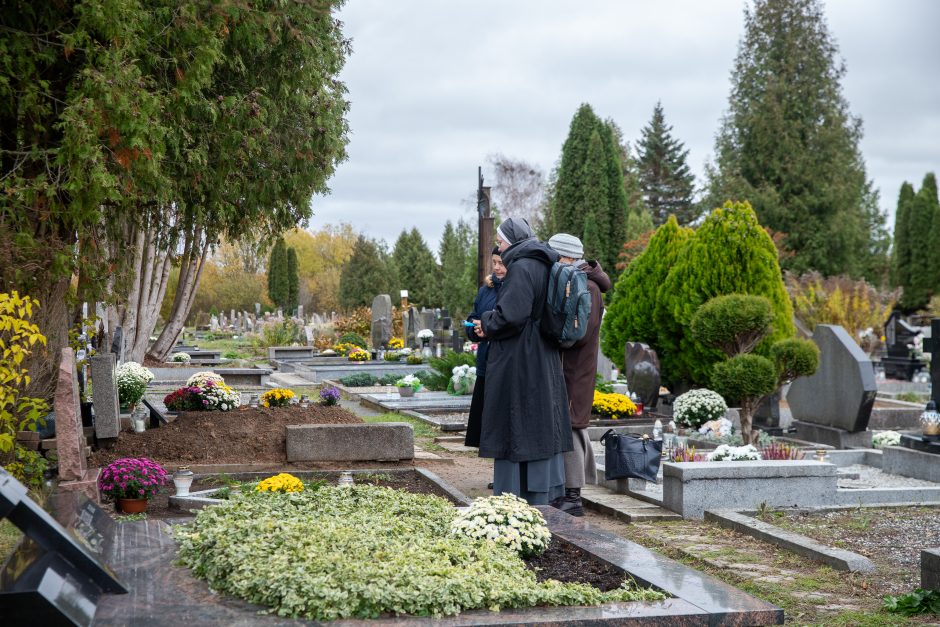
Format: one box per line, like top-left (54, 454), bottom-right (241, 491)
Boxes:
top-left (173, 467), bottom-right (194, 496)
top-left (921, 400), bottom-right (940, 438)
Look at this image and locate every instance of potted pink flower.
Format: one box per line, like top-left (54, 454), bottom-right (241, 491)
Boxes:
top-left (98, 457), bottom-right (169, 513)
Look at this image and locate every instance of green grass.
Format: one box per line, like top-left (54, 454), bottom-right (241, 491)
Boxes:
top-left (0, 519), bottom-right (23, 555)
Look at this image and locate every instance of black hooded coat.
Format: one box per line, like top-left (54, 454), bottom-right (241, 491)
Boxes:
top-left (479, 220), bottom-right (573, 462)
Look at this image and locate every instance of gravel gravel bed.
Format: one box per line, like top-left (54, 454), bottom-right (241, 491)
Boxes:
top-left (837, 463), bottom-right (939, 488)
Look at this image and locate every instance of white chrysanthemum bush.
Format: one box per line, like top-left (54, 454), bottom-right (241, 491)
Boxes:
top-left (673, 388), bottom-right (728, 429)
top-left (115, 361), bottom-right (154, 406)
top-left (707, 444), bottom-right (762, 461)
top-left (448, 364), bottom-right (477, 395)
top-left (170, 351), bottom-right (192, 363)
top-left (450, 494), bottom-right (550, 557)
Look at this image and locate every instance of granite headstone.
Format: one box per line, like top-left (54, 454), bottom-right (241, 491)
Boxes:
top-left (788, 324), bottom-right (876, 433)
top-left (624, 342), bottom-right (661, 409)
top-left (55, 349), bottom-right (86, 482)
top-left (370, 294), bottom-right (393, 348)
top-left (89, 353), bottom-right (120, 441)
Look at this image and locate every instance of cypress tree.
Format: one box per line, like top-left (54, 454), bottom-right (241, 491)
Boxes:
top-left (286, 247), bottom-right (299, 314)
top-left (925, 174), bottom-right (940, 301)
top-left (393, 228), bottom-right (441, 307)
top-left (703, 0), bottom-right (887, 278)
top-left (657, 201), bottom-right (795, 386)
top-left (601, 216), bottom-right (692, 375)
top-left (545, 104), bottom-right (629, 272)
top-left (891, 182), bottom-right (915, 300)
top-left (577, 130), bottom-right (610, 262)
top-left (339, 236), bottom-right (395, 310)
top-left (267, 238), bottom-right (289, 308)
top-left (635, 102), bottom-right (697, 226)
top-left (904, 173), bottom-right (940, 310)
top-left (438, 220), bottom-right (476, 319)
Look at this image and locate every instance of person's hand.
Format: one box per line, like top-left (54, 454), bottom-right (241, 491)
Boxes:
top-left (473, 319), bottom-right (486, 338)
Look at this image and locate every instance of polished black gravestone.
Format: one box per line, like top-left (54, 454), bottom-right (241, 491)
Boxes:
top-left (882, 311), bottom-right (924, 381)
top-left (901, 433), bottom-right (940, 455)
top-left (0, 469), bottom-right (126, 626)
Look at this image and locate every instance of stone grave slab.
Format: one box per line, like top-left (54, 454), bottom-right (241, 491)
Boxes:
top-left (788, 324), bottom-right (876, 438)
top-left (924, 548), bottom-right (940, 591)
top-left (286, 423), bottom-right (414, 461)
top-left (266, 346), bottom-right (315, 361)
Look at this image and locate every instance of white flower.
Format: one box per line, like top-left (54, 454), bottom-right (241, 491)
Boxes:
top-left (170, 352), bottom-right (192, 363)
top-left (708, 444), bottom-right (762, 461)
top-left (450, 494), bottom-right (551, 556)
top-left (872, 431), bottom-right (901, 449)
top-left (674, 389), bottom-right (728, 428)
top-left (417, 329), bottom-right (433, 339)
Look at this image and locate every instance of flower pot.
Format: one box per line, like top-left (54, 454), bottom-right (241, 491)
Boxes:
top-left (398, 387), bottom-right (415, 398)
top-left (117, 498), bottom-right (148, 514)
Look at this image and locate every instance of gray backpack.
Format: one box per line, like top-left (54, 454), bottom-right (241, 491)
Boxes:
top-left (539, 262), bottom-right (591, 349)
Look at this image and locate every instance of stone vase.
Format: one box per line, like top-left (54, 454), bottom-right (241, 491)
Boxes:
top-left (117, 498), bottom-right (147, 514)
top-left (398, 387), bottom-right (415, 398)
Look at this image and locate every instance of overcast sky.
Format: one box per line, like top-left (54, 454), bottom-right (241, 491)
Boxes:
top-left (310, 0), bottom-right (940, 253)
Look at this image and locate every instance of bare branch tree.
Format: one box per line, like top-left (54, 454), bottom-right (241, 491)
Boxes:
top-left (486, 154), bottom-right (546, 229)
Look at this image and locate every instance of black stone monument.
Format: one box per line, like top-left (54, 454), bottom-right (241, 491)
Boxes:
top-left (0, 469), bottom-right (126, 626)
top-left (881, 311), bottom-right (925, 380)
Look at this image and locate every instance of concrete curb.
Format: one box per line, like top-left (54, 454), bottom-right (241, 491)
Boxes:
top-left (704, 509), bottom-right (876, 573)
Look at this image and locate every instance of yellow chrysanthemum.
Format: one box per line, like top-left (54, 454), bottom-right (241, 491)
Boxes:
top-left (592, 391), bottom-right (637, 419)
top-left (256, 473), bottom-right (304, 493)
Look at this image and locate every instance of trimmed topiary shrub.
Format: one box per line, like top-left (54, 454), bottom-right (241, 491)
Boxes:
top-left (710, 354), bottom-right (778, 445)
top-left (770, 338), bottom-right (820, 384)
top-left (602, 216), bottom-right (692, 375)
top-left (690, 294), bottom-right (774, 358)
top-left (657, 201), bottom-right (794, 386)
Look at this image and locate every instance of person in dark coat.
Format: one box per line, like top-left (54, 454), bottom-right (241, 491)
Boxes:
top-left (473, 217), bottom-right (573, 505)
top-left (547, 233), bottom-right (612, 516)
top-left (463, 247), bottom-right (506, 448)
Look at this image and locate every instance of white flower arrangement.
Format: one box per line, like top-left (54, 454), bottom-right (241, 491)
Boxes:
top-left (417, 329), bottom-right (433, 340)
top-left (698, 417), bottom-right (733, 438)
top-left (450, 494), bottom-right (551, 557)
top-left (198, 380), bottom-right (241, 411)
top-left (673, 388), bottom-right (728, 429)
top-left (115, 361), bottom-right (155, 406)
top-left (707, 444), bottom-right (762, 461)
top-left (398, 347), bottom-right (413, 356)
top-left (449, 364), bottom-right (477, 395)
top-left (395, 374), bottom-right (422, 391)
top-left (170, 352), bottom-right (192, 363)
top-left (872, 430), bottom-right (902, 449)
top-left (186, 371), bottom-right (225, 388)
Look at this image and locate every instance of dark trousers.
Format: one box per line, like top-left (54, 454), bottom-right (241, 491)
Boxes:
top-left (464, 375), bottom-right (486, 447)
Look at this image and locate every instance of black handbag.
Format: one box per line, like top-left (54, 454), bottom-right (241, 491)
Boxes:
top-left (599, 429), bottom-right (663, 482)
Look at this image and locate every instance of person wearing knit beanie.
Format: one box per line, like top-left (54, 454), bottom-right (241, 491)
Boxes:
top-left (547, 233), bottom-right (584, 262)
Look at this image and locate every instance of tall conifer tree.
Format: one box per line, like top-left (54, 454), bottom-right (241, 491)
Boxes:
top-left (438, 220), bottom-right (476, 319)
top-left (545, 104), bottom-right (628, 271)
top-left (286, 247), bottom-right (299, 314)
top-left (903, 173), bottom-right (940, 310)
top-left (703, 0), bottom-right (888, 278)
top-left (393, 228), bottom-right (441, 307)
top-left (892, 182), bottom-right (916, 306)
top-left (635, 102), bottom-right (697, 226)
top-left (339, 236), bottom-right (395, 310)
top-left (267, 238), bottom-right (289, 308)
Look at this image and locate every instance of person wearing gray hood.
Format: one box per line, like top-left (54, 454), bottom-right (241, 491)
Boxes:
top-left (472, 217), bottom-right (573, 505)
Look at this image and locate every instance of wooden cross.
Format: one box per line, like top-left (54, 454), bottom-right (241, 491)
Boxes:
top-left (922, 318), bottom-right (940, 406)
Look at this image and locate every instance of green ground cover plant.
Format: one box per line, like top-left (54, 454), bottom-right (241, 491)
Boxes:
top-left (175, 485), bottom-right (665, 620)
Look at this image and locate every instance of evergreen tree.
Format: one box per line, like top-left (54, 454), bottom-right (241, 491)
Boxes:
top-left (904, 173), bottom-right (940, 310)
top-left (393, 228), bottom-right (441, 307)
top-left (438, 220), bottom-right (477, 320)
top-left (635, 102), bottom-right (697, 226)
top-left (577, 130), bottom-right (610, 262)
top-left (544, 104), bottom-right (628, 272)
top-left (602, 216), bottom-right (692, 376)
top-left (267, 238), bottom-right (289, 309)
top-left (703, 0), bottom-right (888, 278)
top-left (925, 174), bottom-right (940, 301)
top-left (892, 182), bottom-right (916, 305)
top-left (339, 236), bottom-right (395, 310)
top-left (286, 247), bottom-right (299, 314)
top-left (657, 201), bottom-right (795, 386)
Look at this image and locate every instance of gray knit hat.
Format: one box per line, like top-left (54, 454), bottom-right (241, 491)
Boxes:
top-left (548, 233), bottom-right (584, 259)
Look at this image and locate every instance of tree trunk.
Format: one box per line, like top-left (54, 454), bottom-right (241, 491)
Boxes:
top-left (148, 227), bottom-right (209, 361)
top-left (739, 399), bottom-right (756, 445)
top-left (23, 276), bottom-right (72, 402)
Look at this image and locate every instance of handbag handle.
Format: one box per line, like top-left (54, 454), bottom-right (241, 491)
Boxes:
top-left (600, 429), bottom-right (650, 446)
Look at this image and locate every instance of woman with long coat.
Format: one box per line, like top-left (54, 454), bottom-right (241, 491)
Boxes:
top-left (463, 247), bottom-right (505, 448)
top-left (474, 218), bottom-right (573, 505)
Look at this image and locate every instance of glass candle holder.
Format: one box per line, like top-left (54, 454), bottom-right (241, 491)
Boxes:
top-left (337, 471), bottom-right (354, 487)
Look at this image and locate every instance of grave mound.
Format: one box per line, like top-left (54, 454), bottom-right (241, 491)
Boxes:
top-left (88, 405), bottom-right (363, 465)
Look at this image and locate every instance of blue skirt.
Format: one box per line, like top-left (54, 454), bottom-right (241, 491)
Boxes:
top-left (493, 453), bottom-right (566, 505)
